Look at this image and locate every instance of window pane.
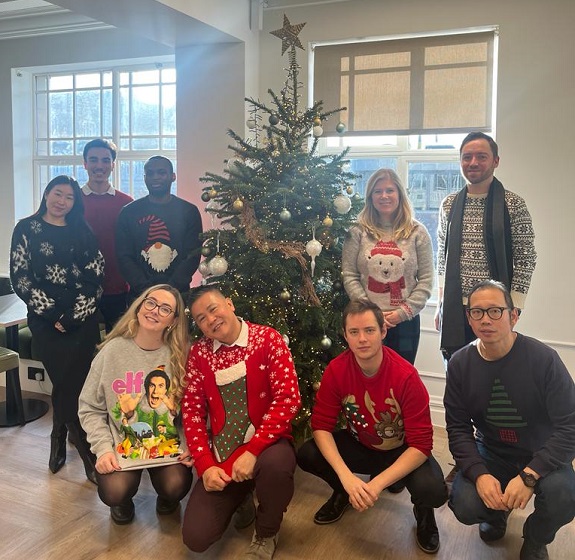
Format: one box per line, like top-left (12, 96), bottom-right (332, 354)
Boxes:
top-left (162, 137), bottom-right (177, 150)
top-left (408, 133), bottom-right (466, 150)
top-left (348, 157), bottom-right (398, 196)
top-left (161, 67), bottom-right (176, 83)
top-left (50, 140), bottom-right (73, 156)
top-left (103, 71), bottom-right (113, 87)
top-left (132, 137), bottom-right (159, 150)
top-left (102, 89), bottom-right (113, 136)
top-left (76, 73), bottom-right (101, 88)
top-left (132, 69), bottom-right (159, 85)
top-left (49, 75), bottom-right (73, 90)
top-left (408, 161), bottom-right (464, 258)
top-left (162, 84), bottom-right (176, 134)
top-left (132, 85), bottom-right (159, 135)
top-left (35, 92), bottom-right (48, 140)
top-left (49, 92), bottom-right (73, 137)
top-left (120, 87), bottom-right (130, 135)
top-left (75, 89), bottom-right (101, 137)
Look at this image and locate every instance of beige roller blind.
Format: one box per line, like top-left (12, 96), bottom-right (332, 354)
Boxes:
top-left (313, 31), bottom-right (495, 136)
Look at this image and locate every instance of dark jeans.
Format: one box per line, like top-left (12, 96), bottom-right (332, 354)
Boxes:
top-left (449, 442), bottom-right (575, 544)
top-left (182, 438), bottom-right (296, 552)
top-left (384, 314), bottom-right (420, 365)
top-left (297, 430), bottom-right (448, 508)
top-left (99, 292), bottom-right (128, 333)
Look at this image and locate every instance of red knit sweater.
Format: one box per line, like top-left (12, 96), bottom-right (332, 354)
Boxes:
top-left (182, 322), bottom-right (301, 477)
top-left (311, 347), bottom-right (433, 456)
top-left (83, 189), bottom-right (133, 294)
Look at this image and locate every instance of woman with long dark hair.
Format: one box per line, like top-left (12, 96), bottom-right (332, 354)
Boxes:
top-left (10, 175), bottom-right (104, 483)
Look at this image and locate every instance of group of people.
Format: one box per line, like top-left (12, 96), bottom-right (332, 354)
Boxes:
top-left (8, 132), bottom-right (574, 560)
top-left (9, 140), bottom-right (202, 487)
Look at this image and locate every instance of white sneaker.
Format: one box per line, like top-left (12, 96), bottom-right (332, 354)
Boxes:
top-left (243, 531), bottom-right (278, 559)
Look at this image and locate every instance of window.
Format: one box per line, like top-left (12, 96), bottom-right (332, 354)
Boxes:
top-left (312, 28), bottom-right (498, 264)
top-left (32, 62), bottom-right (176, 201)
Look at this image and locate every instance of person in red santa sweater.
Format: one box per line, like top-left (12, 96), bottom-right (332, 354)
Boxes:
top-left (181, 285), bottom-right (301, 559)
top-left (297, 299), bottom-right (447, 555)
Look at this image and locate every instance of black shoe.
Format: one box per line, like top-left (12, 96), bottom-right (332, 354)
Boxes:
top-left (479, 511), bottom-right (510, 542)
top-left (156, 496), bottom-right (180, 515)
top-left (413, 505), bottom-right (440, 554)
top-left (313, 491), bottom-right (350, 525)
top-left (233, 492), bottom-right (256, 530)
top-left (387, 480), bottom-right (406, 494)
top-left (111, 501), bottom-right (135, 525)
top-left (520, 536), bottom-right (549, 560)
top-left (48, 422), bottom-right (67, 474)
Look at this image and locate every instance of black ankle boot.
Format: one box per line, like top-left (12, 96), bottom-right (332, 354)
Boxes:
top-left (49, 419), bottom-right (67, 474)
top-left (66, 421), bottom-right (98, 485)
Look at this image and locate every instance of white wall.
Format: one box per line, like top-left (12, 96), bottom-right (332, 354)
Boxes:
top-left (261, 0), bottom-right (575, 425)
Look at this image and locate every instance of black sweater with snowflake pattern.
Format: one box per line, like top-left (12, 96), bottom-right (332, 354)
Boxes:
top-left (10, 216), bottom-right (104, 330)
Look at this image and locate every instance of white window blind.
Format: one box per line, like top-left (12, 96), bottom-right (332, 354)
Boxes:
top-left (313, 30), bottom-right (496, 137)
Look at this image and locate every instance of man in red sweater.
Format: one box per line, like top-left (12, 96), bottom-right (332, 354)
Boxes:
top-left (182, 286), bottom-right (301, 559)
top-left (297, 299), bottom-right (447, 554)
top-left (82, 138), bottom-right (133, 331)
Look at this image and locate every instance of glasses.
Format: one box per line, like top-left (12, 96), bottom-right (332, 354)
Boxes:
top-left (142, 298), bottom-right (175, 318)
top-left (467, 307), bottom-right (509, 321)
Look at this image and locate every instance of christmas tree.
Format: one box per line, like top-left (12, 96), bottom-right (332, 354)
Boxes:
top-left (196, 15), bottom-right (362, 436)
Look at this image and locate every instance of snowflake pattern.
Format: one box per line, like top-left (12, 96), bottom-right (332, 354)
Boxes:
top-left (30, 220), bottom-right (42, 234)
top-left (29, 288), bottom-right (55, 314)
top-left (16, 276), bottom-right (32, 294)
top-left (73, 294), bottom-right (97, 320)
top-left (86, 253), bottom-right (105, 276)
top-left (39, 242), bottom-right (54, 257)
top-left (45, 264), bottom-right (67, 285)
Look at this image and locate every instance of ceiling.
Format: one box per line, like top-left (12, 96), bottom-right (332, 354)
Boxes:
top-left (0, 0), bottom-right (353, 40)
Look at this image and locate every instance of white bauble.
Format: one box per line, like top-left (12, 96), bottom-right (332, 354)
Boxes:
top-left (208, 255), bottom-right (228, 277)
top-left (333, 194), bottom-right (352, 214)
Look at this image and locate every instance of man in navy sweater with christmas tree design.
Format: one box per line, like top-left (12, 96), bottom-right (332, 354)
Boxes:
top-left (444, 280), bottom-right (575, 560)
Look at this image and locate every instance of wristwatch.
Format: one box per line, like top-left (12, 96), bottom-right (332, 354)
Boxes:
top-left (519, 470), bottom-right (538, 488)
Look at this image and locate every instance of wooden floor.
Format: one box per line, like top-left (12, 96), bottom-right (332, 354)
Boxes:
top-left (1, 389), bottom-right (574, 560)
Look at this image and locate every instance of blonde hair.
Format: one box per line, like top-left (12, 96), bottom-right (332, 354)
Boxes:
top-left (357, 168), bottom-right (415, 240)
top-left (99, 284), bottom-right (190, 404)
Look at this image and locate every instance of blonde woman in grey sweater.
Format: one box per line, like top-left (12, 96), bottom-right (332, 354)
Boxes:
top-left (342, 169), bottom-right (433, 365)
top-left (79, 284), bottom-right (193, 525)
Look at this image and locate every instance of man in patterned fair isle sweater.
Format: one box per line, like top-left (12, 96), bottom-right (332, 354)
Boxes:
top-left (444, 280), bottom-right (575, 560)
top-left (181, 286), bottom-right (301, 560)
top-left (297, 299), bottom-right (448, 555)
top-left (435, 132), bottom-right (537, 364)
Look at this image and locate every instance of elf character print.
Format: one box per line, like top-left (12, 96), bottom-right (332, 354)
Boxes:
top-left (366, 241), bottom-right (406, 306)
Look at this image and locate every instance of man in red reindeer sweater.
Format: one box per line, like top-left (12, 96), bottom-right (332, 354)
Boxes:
top-left (297, 299), bottom-right (447, 554)
top-left (182, 286), bottom-right (301, 559)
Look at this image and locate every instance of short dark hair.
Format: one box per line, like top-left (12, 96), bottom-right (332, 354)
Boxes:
top-left (144, 155), bottom-right (174, 175)
top-left (467, 279), bottom-right (514, 310)
top-left (342, 299), bottom-right (385, 331)
top-left (460, 132), bottom-right (499, 159)
top-left (187, 284), bottom-right (225, 311)
top-left (144, 368), bottom-right (171, 395)
top-left (82, 138), bottom-right (117, 162)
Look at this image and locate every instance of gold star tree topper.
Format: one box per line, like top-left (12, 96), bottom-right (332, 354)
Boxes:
top-left (270, 14), bottom-right (306, 56)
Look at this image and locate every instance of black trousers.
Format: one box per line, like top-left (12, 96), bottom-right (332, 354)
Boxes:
top-left (297, 430), bottom-right (447, 508)
top-left (28, 315), bottom-right (100, 424)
